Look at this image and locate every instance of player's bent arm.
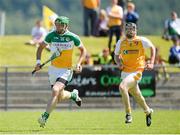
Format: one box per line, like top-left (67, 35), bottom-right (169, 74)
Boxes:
top-left (141, 37), bottom-right (156, 69)
top-left (77, 45), bottom-right (86, 65)
top-left (114, 55), bottom-right (123, 70)
top-left (114, 55), bottom-right (121, 66)
top-left (150, 45), bottom-right (156, 65)
top-left (145, 45), bottom-right (156, 70)
top-left (36, 42), bottom-right (47, 62)
top-left (75, 45), bottom-right (86, 72)
top-left (34, 42), bottom-right (47, 71)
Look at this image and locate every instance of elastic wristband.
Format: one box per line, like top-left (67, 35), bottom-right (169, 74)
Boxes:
top-left (36, 59), bottom-right (41, 64)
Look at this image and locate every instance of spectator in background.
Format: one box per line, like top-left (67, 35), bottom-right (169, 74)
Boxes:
top-left (124, 2), bottom-right (139, 25)
top-left (81, 0), bottom-right (100, 36)
top-left (96, 9), bottom-right (109, 37)
top-left (97, 48), bottom-right (112, 64)
top-left (82, 53), bottom-right (94, 66)
top-left (168, 36), bottom-right (180, 64)
top-left (25, 20), bottom-right (47, 47)
top-left (107, 0), bottom-right (123, 53)
top-left (162, 11), bottom-right (180, 41)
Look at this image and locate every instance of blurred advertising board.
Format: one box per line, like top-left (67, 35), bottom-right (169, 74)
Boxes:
top-left (66, 66), bottom-right (155, 97)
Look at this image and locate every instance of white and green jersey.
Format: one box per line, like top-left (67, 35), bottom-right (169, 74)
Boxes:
top-left (44, 30), bottom-right (82, 68)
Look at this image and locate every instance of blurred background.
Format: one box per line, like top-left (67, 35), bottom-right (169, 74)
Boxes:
top-left (0, 0), bottom-right (179, 35)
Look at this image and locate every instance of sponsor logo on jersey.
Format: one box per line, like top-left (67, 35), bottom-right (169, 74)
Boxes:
top-left (123, 50), bottom-right (139, 54)
top-left (52, 42), bottom-right (73, 50)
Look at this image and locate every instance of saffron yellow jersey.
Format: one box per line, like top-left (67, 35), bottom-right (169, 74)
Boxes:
top-left (106, 5), bottom-right (123, 27)
top-left (83, 0), bottom-right (100, 9)
top-left (114, 36), bottom-right (154, 72)
top-left (44, 30), bottom-right (82, 68)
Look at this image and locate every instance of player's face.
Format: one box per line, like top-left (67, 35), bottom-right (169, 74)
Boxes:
top-left (55, 22), bottom-right (67, 34)
top-left (125, 27), bottom-right (136, 39)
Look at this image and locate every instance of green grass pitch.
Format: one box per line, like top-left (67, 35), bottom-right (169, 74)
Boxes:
top-left (0, 110), bottom-right (179, 134)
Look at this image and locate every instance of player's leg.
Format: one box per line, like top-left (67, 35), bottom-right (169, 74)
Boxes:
top-left (58, 89), bottom-right (82, 107)
top-left (128, 81), bottom-right (153, 126)
top-left (119, 74), bottom-right (137, 123)
top-left (57, 69), bottom-right (82, 106)
top-left (46, 81), bottom-right (65, 113)
top-left (129, 84), bottom-right (151, 112)
top-left (38, 81), bottom-right (65, 127)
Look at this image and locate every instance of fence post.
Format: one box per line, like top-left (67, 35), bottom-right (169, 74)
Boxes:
top-left (0, 11), bottom-right (6, 36)
top-left (132, 97), bottom-right (136, 110)
top-left (69, 100), bottom-right (72, 110)
top-left (4, 67), bottom-right (8, 111)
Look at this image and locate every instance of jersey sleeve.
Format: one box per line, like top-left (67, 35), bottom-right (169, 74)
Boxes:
top-left (114, 39), bottom-right (121, 55)
top-left (44, 32), bottom-right (52, 44)
top-left (73, 34), bottom-right (82, 47)
top-left (141, 37), bottom-right (154, 48)
top-left (118, 6), bottom-right (123, 18)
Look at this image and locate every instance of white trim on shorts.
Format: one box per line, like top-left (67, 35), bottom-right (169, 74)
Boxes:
top-left (48, 66), bottom-right (73, 85)
top-left (121, 71), bottom-right (142, 83)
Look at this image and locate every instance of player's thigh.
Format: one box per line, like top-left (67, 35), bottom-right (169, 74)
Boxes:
top-left (129, 84), bottom-right (141, 96)
top-left (120, 71), bottom-right (142, 90)
top-left (52, 82), bottom-right (65, 97)
top-left (120, 75), bottom-right (136, 90)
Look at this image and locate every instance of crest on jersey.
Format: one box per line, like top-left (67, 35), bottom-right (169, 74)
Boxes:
top-left (65, 37), bottom-right (70, 42)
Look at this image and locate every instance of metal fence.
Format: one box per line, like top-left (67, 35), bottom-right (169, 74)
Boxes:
top-left (0, 65), bottom-right (180, 110)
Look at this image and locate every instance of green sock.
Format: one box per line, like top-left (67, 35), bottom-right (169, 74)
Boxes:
top-left (42, 112), bottom-right (49, 120)
top-left (70, 92), bottom-right (76, 100)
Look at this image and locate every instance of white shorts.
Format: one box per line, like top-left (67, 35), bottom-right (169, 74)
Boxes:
top-left (121, 71), bottom-right (142, 83)
top-left (48, 66), bottom-right (73, 85)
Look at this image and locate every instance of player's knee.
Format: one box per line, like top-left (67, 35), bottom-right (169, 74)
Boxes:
top-left (52, 85), bottom-right (59, 91)
top-left (52, 84), bottom-right (63, 92)
top-left (119, 82), bottom-right (126, 92)
top-left (52, 89), bottom-right (59, 97)
top-left (134, 91), bottom-right (143, 99)
top-left (58, 91), bottom-right (64, 102)
top-left (52, 86), bottom-right (62, 97)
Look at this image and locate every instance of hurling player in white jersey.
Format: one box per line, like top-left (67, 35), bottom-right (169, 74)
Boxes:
top-left (34, 16), bottom-right (86, 127)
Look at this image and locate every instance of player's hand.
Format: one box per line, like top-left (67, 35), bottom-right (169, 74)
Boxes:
top-left (145, 63), bottom-right (154, 70)
top-left (75, 64), bottom-right (82, 73)
top-left (34, 64), bottom-right (41, 71)
top-left (162, 35), bottom-right (170, 41)
top-left (117, 63), bottom-right (123, 70)
top-left (118, 65), bottom-right (123, 70)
